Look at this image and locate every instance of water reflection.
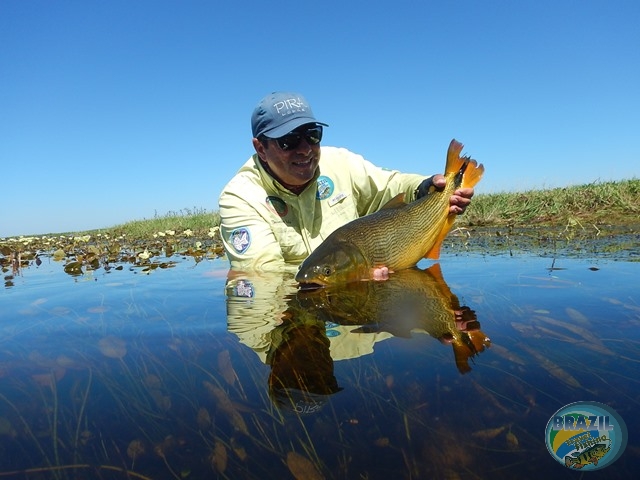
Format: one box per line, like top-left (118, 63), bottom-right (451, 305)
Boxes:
top-left (296, 264), bottom-right (491, 374)
top-left (226, 264), bottom-right (491, 411)
top-left (0, 253), bottom-right (638, 478)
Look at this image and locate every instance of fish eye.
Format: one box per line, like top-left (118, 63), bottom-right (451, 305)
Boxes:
top-left (322, 265), bottom-right (333, 276)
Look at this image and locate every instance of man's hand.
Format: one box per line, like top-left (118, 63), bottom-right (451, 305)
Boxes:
top-left (431, 174), bottom-right (474, 215)
top-left (371, 266), bottom-right (390, 281)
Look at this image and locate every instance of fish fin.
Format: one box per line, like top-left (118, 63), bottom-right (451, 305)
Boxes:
top-left (452, 342), bottom-right (473, 374)
top-left (423, 263), bottom-right (462, 309)
top-left (461, 158), bottom-right (484, 189)
top-left (468, 330), bottom-right (491, 352)
top-left (446, 139), bottom-right (485, 189)
top-left (424, 214), bottom-right (456, 259)
top-left (445, 139), bottom-right (466, 175)
top-left (380, 193), bottom-right (407, 210)
top-left (423, 262), bottom-right (444, 278)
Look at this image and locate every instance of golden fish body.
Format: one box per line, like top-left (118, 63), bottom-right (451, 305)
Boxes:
top-left (295, 139), bottom-right (484, 286)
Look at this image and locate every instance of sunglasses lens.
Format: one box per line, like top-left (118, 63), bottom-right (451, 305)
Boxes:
top-left (276, 126), bottom-right (323, 151)
top-left (277, 134), bottom-right (301, 151)
top-left (305, 127), bottom-right (323, 145)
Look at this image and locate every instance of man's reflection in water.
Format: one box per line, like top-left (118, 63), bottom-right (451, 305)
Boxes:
top-left (225, 264), bottom-right (490, 412)
top-left (266, 314), bottom-right (342, 414)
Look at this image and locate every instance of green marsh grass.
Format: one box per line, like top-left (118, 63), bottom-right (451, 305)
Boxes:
top-left (106, 207), bottom-right (221, 240)
top-left (464, 178), bottom-right (639, 227)
top-left (1, 180), bottom-right (638, 243)
top-left (101, 179), bottom-right (639, 236)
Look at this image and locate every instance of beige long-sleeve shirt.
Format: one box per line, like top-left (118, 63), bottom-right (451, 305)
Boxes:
top-left (218, 146), bottom-right (426, 271)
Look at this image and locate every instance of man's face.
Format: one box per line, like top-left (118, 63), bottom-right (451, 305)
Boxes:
top-left (253, 124), bottom-right (321, 189)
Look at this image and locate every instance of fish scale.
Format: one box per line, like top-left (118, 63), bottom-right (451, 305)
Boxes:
top-left (361, 185), bottom-right (457, 269)
top-left (295, 139), bottom-right (484, 285)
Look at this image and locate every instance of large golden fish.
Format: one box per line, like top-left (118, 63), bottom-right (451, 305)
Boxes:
top-left (295, 139), bottom-right (484, 285)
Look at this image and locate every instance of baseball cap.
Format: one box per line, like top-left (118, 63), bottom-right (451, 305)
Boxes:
top-left (251, 92), bottom-right (328, 138)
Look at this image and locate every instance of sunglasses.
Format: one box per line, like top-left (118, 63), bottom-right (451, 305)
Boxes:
top-left (274, 126), bottom-right (323, 151)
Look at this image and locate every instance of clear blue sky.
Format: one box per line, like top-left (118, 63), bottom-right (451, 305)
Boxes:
top-left (2, 0), bottom-right (638, 238)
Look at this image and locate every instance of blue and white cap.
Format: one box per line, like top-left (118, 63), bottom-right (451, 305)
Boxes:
top-left (251, 92), bottom-right (328, 138)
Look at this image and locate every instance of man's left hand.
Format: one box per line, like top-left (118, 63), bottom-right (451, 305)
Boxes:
top-left (432, 174), bottom-right (474, 215)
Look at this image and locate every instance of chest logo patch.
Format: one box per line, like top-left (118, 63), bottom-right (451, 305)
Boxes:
top-left (316, 176), bottom-right (334, 200)
top-left (266, 196), bottom-right (288, 217)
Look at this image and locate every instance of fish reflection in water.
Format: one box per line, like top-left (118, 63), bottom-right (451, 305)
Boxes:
top-left (296, 263), bottom-right (491, 374)
top-left (226, 263), bottom-right (491, 412)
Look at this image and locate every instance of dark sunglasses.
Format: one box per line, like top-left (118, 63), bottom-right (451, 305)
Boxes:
top-left (274, 126), bottom-right (323, 151)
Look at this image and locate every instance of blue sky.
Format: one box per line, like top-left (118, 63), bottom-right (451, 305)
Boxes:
top-left (2, 0), bottom-right (638, 237)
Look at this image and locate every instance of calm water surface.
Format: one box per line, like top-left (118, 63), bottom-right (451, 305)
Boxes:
top-left (1, 249), bottom-right (638, 479)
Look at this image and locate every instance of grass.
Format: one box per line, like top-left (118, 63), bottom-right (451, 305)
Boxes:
top-left (83, 207), bottom-right (221, 240)
top-left (100, 178), bottom-right (640, 238)
top-left (1, 179), bottom-right (638, 244)
top-left (462, 178), bottom-right (640, 228)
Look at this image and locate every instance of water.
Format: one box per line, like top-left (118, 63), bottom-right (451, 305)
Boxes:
top-left (1, 248), bottom-right (639, 479)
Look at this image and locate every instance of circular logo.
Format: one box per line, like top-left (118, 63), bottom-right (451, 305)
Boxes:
top-left (545, 401), bottom-right (628, 471)
top-left (316, 176), bottom-right (334, 200)
top-left (266, 196), bottom-right (288, 217)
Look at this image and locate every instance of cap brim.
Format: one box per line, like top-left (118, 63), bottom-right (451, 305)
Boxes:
top-left (263, 118), bottom-right (329, 138)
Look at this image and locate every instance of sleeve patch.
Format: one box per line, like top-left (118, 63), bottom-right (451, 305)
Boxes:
top-left (229, 227), bottom-right (251, 254)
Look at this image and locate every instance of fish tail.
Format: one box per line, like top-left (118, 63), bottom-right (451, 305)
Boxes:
top-left (445, 139), bottom-right (484, 188)
top-left (469, 329), bottom-right (491, 352)
top-left (452, 341), bottom-right (473, 374)
top-left (461, 158), bottom-right (484, 189)
top-left (444, 139), bottom-right (466, 175)
top-left (424, 140), bottom-right (484, 260)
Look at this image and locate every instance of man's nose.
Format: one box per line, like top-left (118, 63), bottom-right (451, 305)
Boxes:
top-left (294, 137), bottom-right (313, 153)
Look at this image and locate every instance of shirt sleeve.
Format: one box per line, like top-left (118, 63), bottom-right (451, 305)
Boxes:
top-left (219, 188), bottom-right (290, 272)
top-left (338, 149), bottom-right (426, 216)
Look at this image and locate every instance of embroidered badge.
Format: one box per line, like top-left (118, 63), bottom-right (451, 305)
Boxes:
top-left (266, 196), bottom-right (288, 217)
top-left (229, 227), bottom-right (251, 254)
top-left (316, 176), bottom-right (334, 200)
top-left (233, 280), bottom-right (255, 298)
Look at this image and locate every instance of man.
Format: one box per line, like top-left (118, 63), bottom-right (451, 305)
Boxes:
top-left (219, 91), bottom-right (474, 272)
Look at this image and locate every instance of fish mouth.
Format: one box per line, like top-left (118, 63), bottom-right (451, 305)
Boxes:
top-left (297, 281), bottom-right (326, 291)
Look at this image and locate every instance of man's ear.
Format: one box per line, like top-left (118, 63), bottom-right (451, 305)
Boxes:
top-left (253, 137), bottom-right (267, 161)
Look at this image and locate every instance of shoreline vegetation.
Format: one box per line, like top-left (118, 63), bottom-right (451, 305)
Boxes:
top-left (6, 178), bottom-right (639, 240)
top-left (1, 179), bottom-right (639, 271)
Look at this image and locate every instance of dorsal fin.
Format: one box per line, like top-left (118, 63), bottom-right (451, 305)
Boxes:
top-left (380, 193), bottom-right (407, 210)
